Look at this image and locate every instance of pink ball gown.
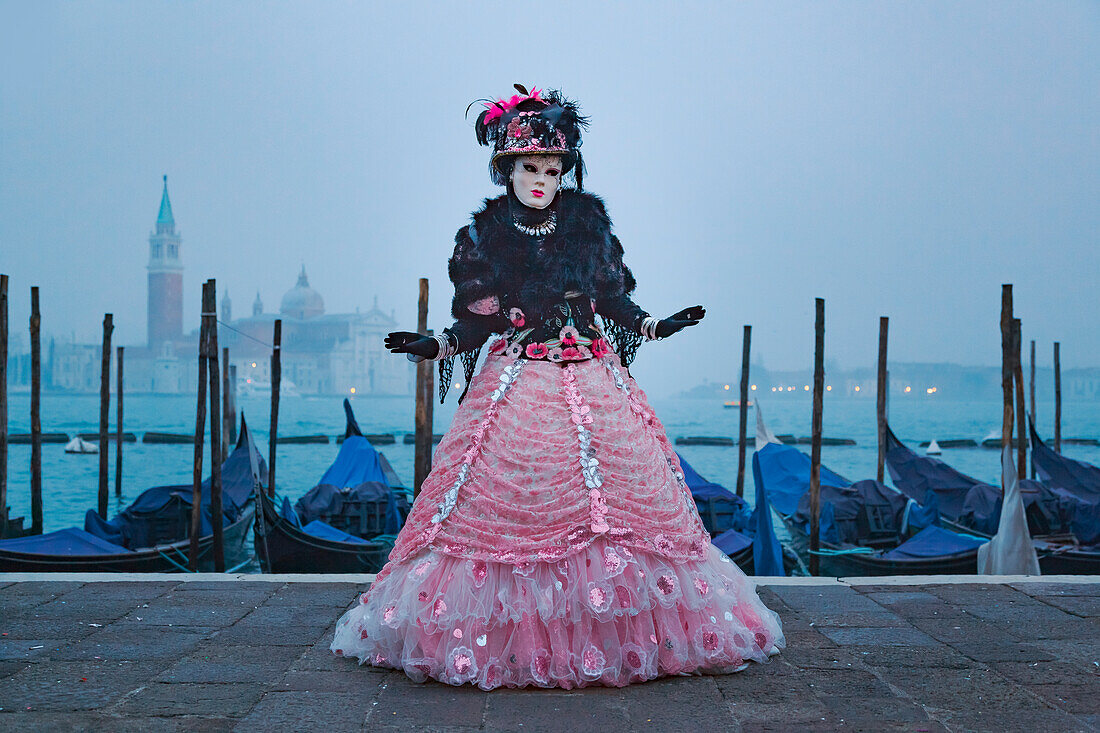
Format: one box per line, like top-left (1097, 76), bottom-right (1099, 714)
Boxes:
top-left (331, 348), bottom-right (785, 688)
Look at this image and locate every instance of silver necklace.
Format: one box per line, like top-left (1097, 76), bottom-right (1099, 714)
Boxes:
top-left (512, 210), bottom-right (557, 237)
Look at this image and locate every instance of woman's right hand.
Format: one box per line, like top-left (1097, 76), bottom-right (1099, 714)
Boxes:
top-left (385, 331), bottom-right (440, 360)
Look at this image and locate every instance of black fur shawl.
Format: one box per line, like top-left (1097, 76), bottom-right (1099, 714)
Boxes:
top-left (448, 189), bottom-right (637, 322)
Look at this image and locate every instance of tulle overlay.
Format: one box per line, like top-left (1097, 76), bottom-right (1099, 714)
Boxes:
top-left (332, 354), bottom-right (784, 688)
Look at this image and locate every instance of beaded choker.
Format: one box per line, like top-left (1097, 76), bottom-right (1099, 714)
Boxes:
top-left (512, 210), bottom-right (557, 237)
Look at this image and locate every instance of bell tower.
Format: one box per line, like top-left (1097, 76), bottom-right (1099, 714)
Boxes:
top-left (147, 175), bottom-right (183, 348)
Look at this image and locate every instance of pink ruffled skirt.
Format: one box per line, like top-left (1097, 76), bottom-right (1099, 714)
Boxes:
top-left (332, 353), bottom-right (784, 689)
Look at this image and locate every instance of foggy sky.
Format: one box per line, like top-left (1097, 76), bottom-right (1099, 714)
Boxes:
top-left (2, 1), bottom-right (1098, 396)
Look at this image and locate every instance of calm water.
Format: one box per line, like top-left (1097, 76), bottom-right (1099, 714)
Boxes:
top-left (3, 390), bottom-right (1099, 545)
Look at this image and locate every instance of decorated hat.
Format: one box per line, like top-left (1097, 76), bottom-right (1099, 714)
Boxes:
top-left (471, 84), bottom-right (589, 188)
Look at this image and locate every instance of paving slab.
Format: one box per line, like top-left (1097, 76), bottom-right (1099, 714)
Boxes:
top-left (234, 690), bottom-right (374, 731)
top-left (0, 575), bottom-right (1096, 731)
top-left (114, 681), bottom-right (268, 718)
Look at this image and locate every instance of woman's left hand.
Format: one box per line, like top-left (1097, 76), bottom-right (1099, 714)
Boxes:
top-left (656, 305), bottom-right (706, 338)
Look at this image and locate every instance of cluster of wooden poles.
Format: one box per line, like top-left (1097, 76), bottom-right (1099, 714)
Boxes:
top-left (0, 273), bottom-right (1072, 577)
top-left (725, 284), bottom-right (1065, 575)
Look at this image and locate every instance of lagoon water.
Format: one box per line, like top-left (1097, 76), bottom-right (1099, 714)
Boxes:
top-left (3, 391), bottom-right (1099, 546)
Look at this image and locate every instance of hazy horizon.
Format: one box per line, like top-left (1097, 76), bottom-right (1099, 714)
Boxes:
top-left (2, 2), bottom-right (1098, 397)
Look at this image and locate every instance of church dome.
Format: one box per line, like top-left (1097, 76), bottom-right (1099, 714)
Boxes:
top-left (280, 266), bottom-right (325, 319)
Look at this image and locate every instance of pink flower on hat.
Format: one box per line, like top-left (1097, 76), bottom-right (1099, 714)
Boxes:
top-left (525, 343), bottom-right (549, 359)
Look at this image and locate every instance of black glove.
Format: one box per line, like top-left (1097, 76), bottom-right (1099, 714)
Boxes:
top-left (656, 305), bottom-right (706, 338)
top-left (385, 331), bottom-right (439, 361)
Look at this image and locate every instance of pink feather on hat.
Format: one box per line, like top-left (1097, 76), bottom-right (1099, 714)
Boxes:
top-left (482, 86), bottom-right (543, 124)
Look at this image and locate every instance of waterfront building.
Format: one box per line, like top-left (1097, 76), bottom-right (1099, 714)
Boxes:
top-left (216, 268), bottom-right (412, 397)
top-left (40, 177), bottom-right (412, 396)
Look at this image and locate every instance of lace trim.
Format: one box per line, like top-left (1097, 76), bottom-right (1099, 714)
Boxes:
top-left (438, 347), bottom-right (485, 404)
top-left (562, 363), bottom-right (609, 535)
top-left (425, 359), bottom-right (527, 536)
top-left (602, 317), bottom-right (643, 367)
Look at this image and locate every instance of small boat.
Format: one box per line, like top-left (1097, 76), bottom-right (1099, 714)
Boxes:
top-left (722, 400), bottom-right (753, 408)
top-left (0, 415), bottom-right (266, 573)
top-left (64, 437), bottom-right (99, 454)
top-left (886, 422), bottom-right (1098, 574)
top-left (755, 411), bottom-right (983, 576)
top-left (979, 429), bottom-right (1023, 449)
top-left (926, 440), bottom-right (942, 456)
top-left (918, 438), bottom-right (978, 449)
top-left (254, 399), bottom-right (408, 574)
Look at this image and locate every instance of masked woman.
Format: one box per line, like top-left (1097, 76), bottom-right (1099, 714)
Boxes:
top-left (332, 86), bottom-right (783, 689)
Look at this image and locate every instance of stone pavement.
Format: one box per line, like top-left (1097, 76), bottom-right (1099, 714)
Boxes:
top-left (0, 575), bottom-right (1097, 732)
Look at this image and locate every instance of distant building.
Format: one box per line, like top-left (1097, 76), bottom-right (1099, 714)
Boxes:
top-left (217, 268), bottom-right (412, 396)
top-left (43, 176), bottom-right (413, 396)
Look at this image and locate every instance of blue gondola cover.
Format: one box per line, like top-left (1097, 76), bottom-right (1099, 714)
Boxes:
top-left (293, 406), bottom-right (407, 539)
top-left (1030, 418), bottom-right (1100, 503)
top-left (885, 426), bottom-right (980, 520)
top-left (82, 428), bottom-right (266, 550)
top-left (750, 445), bottom-right (794, 576)
top-left (676, 452), bottom-right (750, 535)
top-left (791, 480), bottom-right (909, 547)
top-left (712, 528), bottom-right (753, 557)
top-left (300, 520), bottom-right (371, 544)
top-left (881, 526), bottom-right (986, 560)
top-left (0, 527), bottom-right (132, 556)
top-left (752, 441), bottom-right (850, 517)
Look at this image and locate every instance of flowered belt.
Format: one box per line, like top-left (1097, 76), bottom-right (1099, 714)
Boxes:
top-left (487, 326), bottom-right (612, 363)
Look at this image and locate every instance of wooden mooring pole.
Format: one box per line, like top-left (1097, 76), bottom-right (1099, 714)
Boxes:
top-left (0, 274), bottom-right (7, 537)
top-left (189, 282), bottom-right (210, 570)
top-left (1029, 339), bottom-right (1036, 479)
top-left (876, 317), bottom-right (888, 483)
top-left (808, 298), bottom-right (825, 577)
top-left (268, 319), bottom-right (281, 498)
top-left (115, 346), bottom-right (124, 497)
top-left (98, 314), bottom-right (113, 518)
top-left (414, 278), bottom-right (433, 498)
top-left (1053, 342), bottom-right (1061, 454)
top-left (1000, 285), bottom-right (1014, 491)
top-left (207, 281), bottom-right (224, 572)
top-left (222, 347), bottom-right (231, 463)
top-left (228, 364), bottom-right (237, 444)
top-left (1012, 319), bottom-right (1026, 481)
top-left (30, 286), bottom-right (42, 535)
top-left (735, 325), bottom-right (751, 498)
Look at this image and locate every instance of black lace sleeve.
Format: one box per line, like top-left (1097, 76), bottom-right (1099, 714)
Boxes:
top-left (594, 235), bottom-right (647, 367)
top-left (437, 317), bottom-right (503, 403)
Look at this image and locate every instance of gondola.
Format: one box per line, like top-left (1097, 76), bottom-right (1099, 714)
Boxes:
top-left (754, 412), bottom-right (984, 576)
top-left (0, 415), bottom-right (266, 572)
top-left (678, 452), bottom-right (798, 575)
top-left (253, 399), bottom-right (408, 573)
top-left (885, 422), bottom-right (1099, 574)
top-left (1026, 418), bottom-right (1100, 572)
top-left (678, 452), bottom-right (754, 572)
